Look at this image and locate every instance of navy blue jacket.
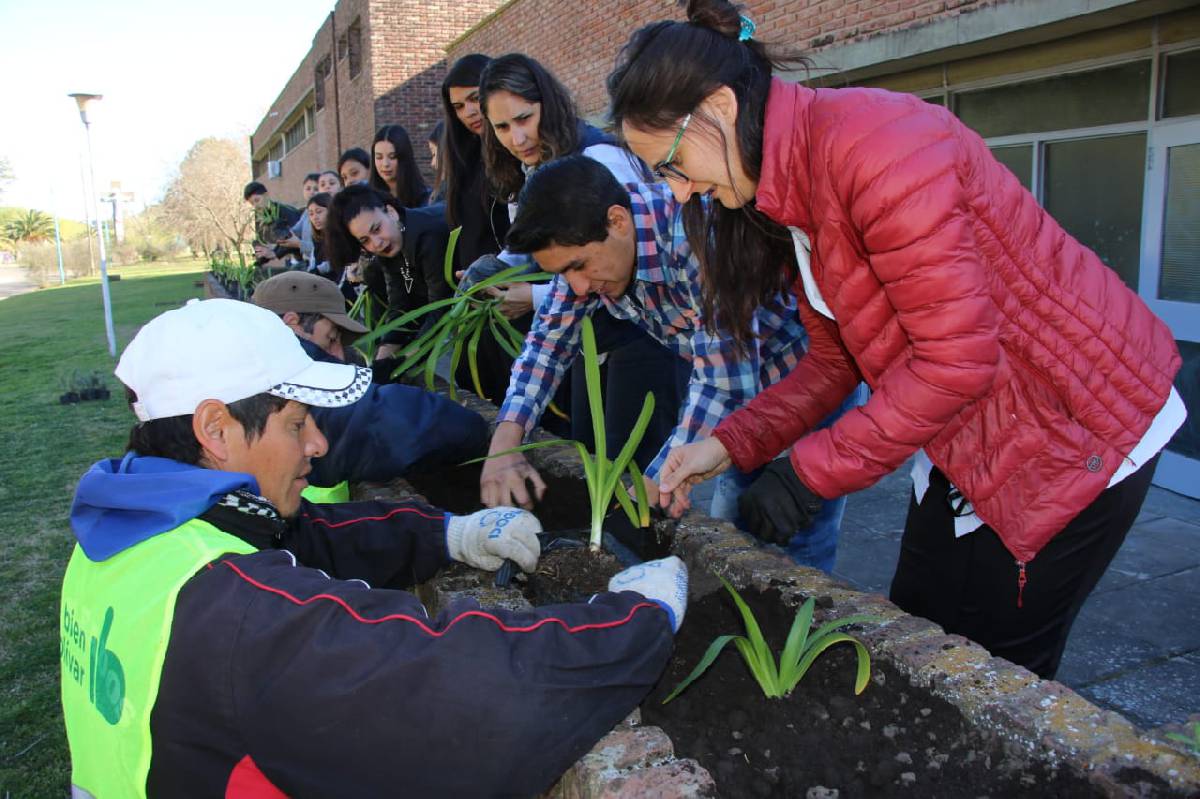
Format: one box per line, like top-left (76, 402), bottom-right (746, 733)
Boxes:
top-left (69, 455), bottom-right (674, 797)
top-left (298, 337), bottom-right (489, 487)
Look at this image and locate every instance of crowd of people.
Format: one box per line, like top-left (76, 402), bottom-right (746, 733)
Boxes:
top-left (62, 0), bottom-right (1185, 795)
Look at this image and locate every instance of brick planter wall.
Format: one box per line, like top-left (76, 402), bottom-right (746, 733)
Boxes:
top-left (356, 390), bottom-right (1200, 797)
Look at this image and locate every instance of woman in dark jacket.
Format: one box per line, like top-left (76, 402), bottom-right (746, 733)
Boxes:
top-left (327, 184), bottom-right (452, 358)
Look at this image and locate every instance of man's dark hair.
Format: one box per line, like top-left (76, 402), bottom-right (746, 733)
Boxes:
top-left (125, 388), bottom-right (289, 465)
top-left (506, 155), bottom-right (631, 254)
top-left (243, 181), bottom-right (268, 200)
top-left (303, 172), bottom-right (321, 185)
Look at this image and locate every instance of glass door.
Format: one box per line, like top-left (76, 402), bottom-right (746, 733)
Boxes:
top-left (1139, 119), bottom-right (1200, 497)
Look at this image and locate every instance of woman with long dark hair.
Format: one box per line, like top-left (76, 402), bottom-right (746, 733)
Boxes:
top-left (611, 0), bottom-right (1184, 680)
top-left (304, 191), bottom-right (334, 277)
top-left (370, 124), bottom-right (431, 208)
top-left (473, 53), bottom-right (692, 516)
top-left (440, 53), bottom-right (511, 272)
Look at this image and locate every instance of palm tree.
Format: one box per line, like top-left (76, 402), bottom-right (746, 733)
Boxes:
top-left (5, 209), bottom-right (55, 243)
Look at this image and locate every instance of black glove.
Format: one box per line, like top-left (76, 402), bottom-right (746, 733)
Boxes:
top-left (737, 457), bottom-right (824, 545)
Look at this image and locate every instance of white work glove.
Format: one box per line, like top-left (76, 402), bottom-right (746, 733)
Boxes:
top-left (446, 507), bottom-right (542, 573)
top-left (607, 556), bottom-right (688, 633)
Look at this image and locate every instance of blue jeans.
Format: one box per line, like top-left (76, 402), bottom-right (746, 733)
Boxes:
top-left (710, 383), bottom-right (869, 573)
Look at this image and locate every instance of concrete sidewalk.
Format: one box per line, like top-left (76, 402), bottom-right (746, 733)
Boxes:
top-left (0, 264), bottom-right (38, 300)
top-left (831, 460), bottom-right (1200, 731)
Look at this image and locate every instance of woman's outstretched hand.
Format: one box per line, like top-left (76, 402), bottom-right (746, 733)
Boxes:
top-left (657, 437), bottom-right (733, 518)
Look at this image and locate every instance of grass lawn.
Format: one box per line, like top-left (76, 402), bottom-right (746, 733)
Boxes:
top-left (0, 259), bottom-right (206, 795)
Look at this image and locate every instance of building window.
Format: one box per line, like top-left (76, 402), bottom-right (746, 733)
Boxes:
top-left (284, 115), bottom-right (308, 153)
top-left (306, 106), bottom-right (315, 136)
top-left (314, 55), bottom-right (330, 110)
top-left (348, 19), bottom-right (362, 79)
top-left (268, 140), bottom-right (284, 163)
top-left (953, 60), bottom-right (1151, 139)
top-left (337, 32), bottom-right (347, 61)
top-left (1162, 48), bottom-right (1200, 119)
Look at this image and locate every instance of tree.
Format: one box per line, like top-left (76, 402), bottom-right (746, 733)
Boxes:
top-left (159, 137), bottom-right (254, 257)
top-left (5, 209), bottom-right (55, 243)
top-left (0, 157), bottom-right (13, 203)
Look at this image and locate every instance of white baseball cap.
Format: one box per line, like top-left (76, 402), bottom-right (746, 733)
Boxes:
top-left (116, 298), bottom-right (371, 422)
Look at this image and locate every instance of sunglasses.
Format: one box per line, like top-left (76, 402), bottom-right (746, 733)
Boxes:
top-left (652, 113), bottom-right (692, 183)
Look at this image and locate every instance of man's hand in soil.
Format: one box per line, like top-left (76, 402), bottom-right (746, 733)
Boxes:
top-left (608, 556), bottom-right (688, 632)
top-left (481, 421), bottom-right (547, 509)
top-left (446, 507), bottom-right (542, 573)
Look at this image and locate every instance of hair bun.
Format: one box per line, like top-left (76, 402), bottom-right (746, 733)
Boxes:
top-left (683, 0), bottom-right (743, 39)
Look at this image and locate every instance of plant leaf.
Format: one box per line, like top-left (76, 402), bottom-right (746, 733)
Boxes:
top-left (783, 632), bottom-right (872, 697)
top-left (579, 317), bottom-right (606, 467)
top-left (663, 635), bottom-right (741, 704)
top-left (807, 614), bottom-right (882, 644)
top-left (487, 312), bottom-right (523, 359)
top-left (466, 312), bottom-right (488, 400)
top-left (733, 636), bottom-right (780, 698)
top-left (613, 474), bottom-right (641, 528)
top-left (718, 575), bottom-right (779, 694)
top-left (778, 597), bottom-right (815, 687)
top-left (599, 392), bottom-right (655, 509)
top-left (443, 225), bottom-right (462, 289)
top-left (629, 461), bottom-right (650, 528)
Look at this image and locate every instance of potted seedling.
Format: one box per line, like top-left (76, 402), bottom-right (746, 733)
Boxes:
top-left (663, 574), bottom-right (877, 703)
top-left (58, 371), bottom-right (81, 405)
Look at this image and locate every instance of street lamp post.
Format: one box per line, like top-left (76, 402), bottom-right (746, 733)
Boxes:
top-left (69, 92), bottom-right (117, 358)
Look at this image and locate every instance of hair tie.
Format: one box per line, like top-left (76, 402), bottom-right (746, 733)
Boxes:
top-left (738, 14), bottom-right (756, 42)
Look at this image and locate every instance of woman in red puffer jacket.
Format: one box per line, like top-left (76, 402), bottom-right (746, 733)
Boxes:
top-left (609, 0), bottom-right (1184, 679)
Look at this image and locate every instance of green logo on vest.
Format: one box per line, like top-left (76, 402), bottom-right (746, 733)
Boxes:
top-left (62, 604), bottom-right (125, 725)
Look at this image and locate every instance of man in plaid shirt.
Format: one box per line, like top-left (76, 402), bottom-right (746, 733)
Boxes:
top-left (481, 155), bottom-right (859, 572)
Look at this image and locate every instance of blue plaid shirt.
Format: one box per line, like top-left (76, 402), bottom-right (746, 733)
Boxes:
top-left (497, 182), bottom-right (808, 481)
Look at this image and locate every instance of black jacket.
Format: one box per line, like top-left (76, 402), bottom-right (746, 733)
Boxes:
top-left (146, 497), bottom-right (674, 797)
top-left (297, 337), bottom-right (489, 487)
top-left (376, 203), bottom-right (454, 346)
top-left (451, 164), bottom-right (511, 273)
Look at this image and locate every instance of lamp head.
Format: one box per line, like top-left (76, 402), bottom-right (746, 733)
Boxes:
top-left (68, 93), bottom-right (103, 125)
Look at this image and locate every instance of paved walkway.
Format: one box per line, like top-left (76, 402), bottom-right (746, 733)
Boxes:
top-left (831, 460), bottom-right (1200, 731)
top-left (0, 264), bottom-right (37, 300)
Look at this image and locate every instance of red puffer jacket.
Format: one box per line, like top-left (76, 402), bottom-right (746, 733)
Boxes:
top-left (713, 79), bottom-right (1180, 564)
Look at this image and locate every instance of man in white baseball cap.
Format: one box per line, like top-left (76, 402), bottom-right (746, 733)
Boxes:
top-left (60, 298), bottom-right (687, 797)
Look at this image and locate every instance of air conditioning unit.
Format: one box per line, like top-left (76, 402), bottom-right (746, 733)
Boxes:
top-left (267, 160), bottom-right (282, 178)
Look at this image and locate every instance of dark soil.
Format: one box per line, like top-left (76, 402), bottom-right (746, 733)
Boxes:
top-left (641, 588), bottom-right (1161, 799)
top-left (524, 546), bottom-right (624, 605)
top-left (403, 460), bottom-right (591, 533)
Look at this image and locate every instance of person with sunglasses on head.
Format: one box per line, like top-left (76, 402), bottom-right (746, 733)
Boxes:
top-left (608, 0), bottom-right (1184, 680)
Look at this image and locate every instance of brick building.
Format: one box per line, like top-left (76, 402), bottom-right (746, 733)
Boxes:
top-left (255, 0), bottom-right (1199, 497)
top-left (249, 0), bottom-right (504, 199)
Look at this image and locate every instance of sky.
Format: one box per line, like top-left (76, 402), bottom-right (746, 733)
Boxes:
top-left (0, 0), bottom-right (335, 221)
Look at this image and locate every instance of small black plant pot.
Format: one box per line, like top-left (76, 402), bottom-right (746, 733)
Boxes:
top-left (59, 392), bottom-right (80, 404)
top-left (95, 387), bottom-right (110, 400)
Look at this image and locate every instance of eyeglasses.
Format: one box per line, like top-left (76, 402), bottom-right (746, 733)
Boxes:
top-left (652, 113), bottom-right (692, 183)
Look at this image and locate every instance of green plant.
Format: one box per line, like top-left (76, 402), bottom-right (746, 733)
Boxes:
top-left (355, 228), bottom-right (550, 402)
top-left (468, 315), bottom-right (655, 551)
top-left (1166, 721), bottom-right (1200, 754)
top-left (663, 575), bottom-right (877, 703)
